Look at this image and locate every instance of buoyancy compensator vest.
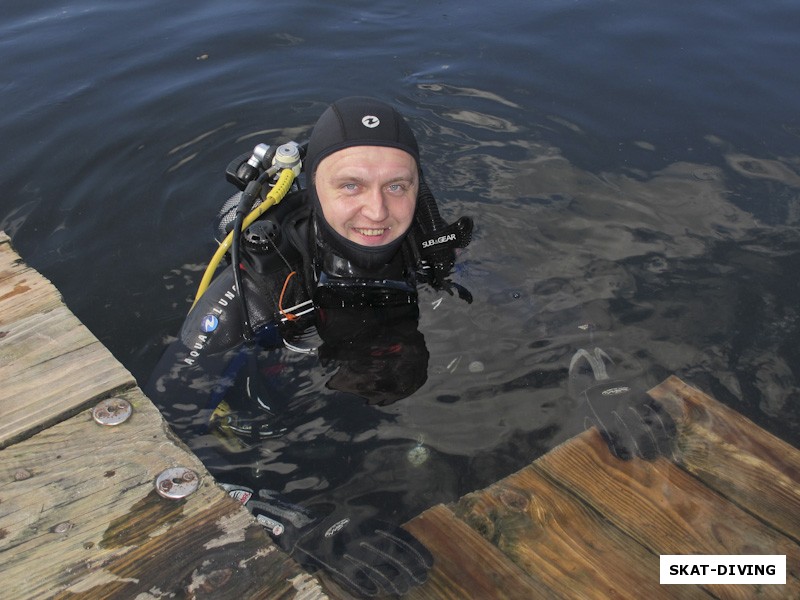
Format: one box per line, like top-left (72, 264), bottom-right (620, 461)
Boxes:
top-left (193, 97), bottom-right (474, 347)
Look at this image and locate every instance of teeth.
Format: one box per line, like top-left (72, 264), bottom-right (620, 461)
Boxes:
top-left (355, 228), bottom-right (387, 236)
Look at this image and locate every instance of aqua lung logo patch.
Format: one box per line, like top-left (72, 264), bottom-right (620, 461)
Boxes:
top-left (361, 115), bottom-right (380, 128)
top-left (227, 488), bottom-right (253, 504)
top-left (182, 285), bottom-right (236, 366)
top-left (201, 314), bottom-right (219, 333)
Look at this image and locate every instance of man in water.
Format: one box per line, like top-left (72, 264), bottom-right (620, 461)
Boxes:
top-left (148, 96), bottom-right (674, 596)
top-left (148, 96), bottom-right (473, 597)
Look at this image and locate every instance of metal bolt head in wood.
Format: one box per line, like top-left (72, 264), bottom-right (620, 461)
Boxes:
top-left (52, 521), bottom-right (72, 534)
top-left (14, 468), bottom-right (32, 481)
top-left (155, 467), bottom-right (200, 499)
top-left (92, 398), bottom-right (132, 426)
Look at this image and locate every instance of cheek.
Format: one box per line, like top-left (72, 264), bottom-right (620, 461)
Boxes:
top-left (323, 199), bottom-right (359, 232)
top-left (318, 190), bottom-right (346, 221)
top-left (395, 198), bottom-right (417, 226)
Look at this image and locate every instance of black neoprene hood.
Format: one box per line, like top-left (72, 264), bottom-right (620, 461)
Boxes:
top-left (305, 96), bottom-right (420, 176)
top-left (306, 97), bottom-right (422, 272)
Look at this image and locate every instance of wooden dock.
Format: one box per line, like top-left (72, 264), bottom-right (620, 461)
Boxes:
top-left (0, 232), bottom-right (328, 599)
top-left (404, 376), bottom-right (800, 598)
top-left (2, 230), bottom-right (799, 599)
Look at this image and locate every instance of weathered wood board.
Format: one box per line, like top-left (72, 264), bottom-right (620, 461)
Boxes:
top-left (404, 504), bottom-right (554, 599)
top-left (0, 237), bottom-right (134, 449)
top-left (650, 375), bottom-right (800, 541)
top-left (453, 457), bottom-right (709, 600)
top-left (0, 386), bottom-right (327, 599)
top-left (534, 431), bottom-right (797, 599)
top-left (0, 235), bottom-right (63, 324)
top-left (405, 376), bottom-right (800, 599)
top-left (0, 233), bottom-right (328, 600)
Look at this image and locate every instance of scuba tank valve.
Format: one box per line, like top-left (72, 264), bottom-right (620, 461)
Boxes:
top-left (238, 143), bottom-right (272, 183)
top-left (226, 143), bottom-right (303, 340)
top-left (226, 143), bottom-right (276, 190)
top-left (272, 142), bottom-right (302, 176)
top-left (193, 143), bottom-right (302, 310)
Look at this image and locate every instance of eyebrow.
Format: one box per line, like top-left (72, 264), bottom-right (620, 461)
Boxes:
top-left (332, 173), bottom-right (416, 185)
top-left (332, 174), bottom-right (367, 185)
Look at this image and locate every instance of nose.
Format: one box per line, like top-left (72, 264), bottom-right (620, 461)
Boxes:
top-left (360, 187), bottom-right (389, 222)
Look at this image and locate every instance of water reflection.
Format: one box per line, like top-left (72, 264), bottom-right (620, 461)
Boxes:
top-left (410, 89), bottom-right (800, 456)
top-left (3, 0), bottom-right (799, 541)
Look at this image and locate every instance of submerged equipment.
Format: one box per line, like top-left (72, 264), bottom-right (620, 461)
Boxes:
top-left (193, 136), bottom-right (472, 333)
top-left (192, 100), bottom-right (473, 342)
top-left (192, 141), bottom-right (303, 340)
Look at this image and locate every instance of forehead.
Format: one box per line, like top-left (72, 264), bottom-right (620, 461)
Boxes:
top-left (316, 145), bottom-right (417, 178)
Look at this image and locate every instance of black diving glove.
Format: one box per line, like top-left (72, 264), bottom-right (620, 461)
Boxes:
top-left (568, 348), bottom-right (676, 460)
top-left (221, 485), bottom-right (433, 597)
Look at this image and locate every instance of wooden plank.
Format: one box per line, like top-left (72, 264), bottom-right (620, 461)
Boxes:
top-left (451, 463), bottom-right (710, 600)
top-left (0, 235), bottom-right (134, 447)
top-left (0, 239), bottom-right (63, 324)
top-left (534, 428), bottom-right (800, 599)
top-left (404, 504), bottom-right (554, 599)
top-left (51, 503), bottom-right (328, 600)
top-left (0, 305), bottom-right (135, 448)
top-left (0, 386), bottom-right (324, 599)
top-left (0, 239), bottom-right (326, 598)
top-left (649, 375), bottom-right (800, 541)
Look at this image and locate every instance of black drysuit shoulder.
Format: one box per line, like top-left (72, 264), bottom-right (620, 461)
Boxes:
top-left (179, 267), bottom-right (281, 359)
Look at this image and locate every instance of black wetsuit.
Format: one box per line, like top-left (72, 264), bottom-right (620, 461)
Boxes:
top-left (145, 96), bottom-right (471, 596)
top-left (145, 188), bottom-right (427, 462)
top-left (145, 205), bottom-right (435, 594)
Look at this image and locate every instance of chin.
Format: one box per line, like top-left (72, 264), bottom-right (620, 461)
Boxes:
top-left (353, 235), bottom-right (395, 247)
top-left (347, 229), bottom-right (398, 246)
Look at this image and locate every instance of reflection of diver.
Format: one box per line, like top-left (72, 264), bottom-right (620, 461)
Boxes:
top-left (146, 97), bottom-right (471, 597)
top-left (568, 346), bottom-right (676, 460)
top-left (210, 306), bottom-right (434, 597)
top-left (318, 304), bottom-right (429, 406)
top-left (209, 303), bottom-right (428, 444)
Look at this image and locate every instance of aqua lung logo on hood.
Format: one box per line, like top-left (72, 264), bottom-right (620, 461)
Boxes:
top-left (361, 115), bottom-right (380, 128)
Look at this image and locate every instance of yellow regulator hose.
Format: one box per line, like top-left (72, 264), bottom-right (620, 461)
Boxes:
top-left (191, 168), bottom-right (296, 309)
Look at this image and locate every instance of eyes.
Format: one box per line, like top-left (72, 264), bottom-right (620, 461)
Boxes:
top-left (340, 181), bottom-right (412, 195)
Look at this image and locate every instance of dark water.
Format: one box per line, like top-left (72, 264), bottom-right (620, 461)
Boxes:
top-left (3, 0), bottom-right (800, 518)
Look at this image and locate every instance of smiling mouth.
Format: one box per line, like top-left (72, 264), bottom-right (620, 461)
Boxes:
top-left (353, 227), bottom-right (390, 237)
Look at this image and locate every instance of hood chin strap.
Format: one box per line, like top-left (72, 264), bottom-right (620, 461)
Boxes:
top-left (310, 172), bottom-right (475, 301)
top-left (312, 212), bottom-right (408, 274)
top-left (310, 176), bottom-right (411, 272)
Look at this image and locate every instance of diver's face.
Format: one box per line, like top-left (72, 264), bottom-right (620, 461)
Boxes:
top-left (315, 146), bottom-right (418, 247)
